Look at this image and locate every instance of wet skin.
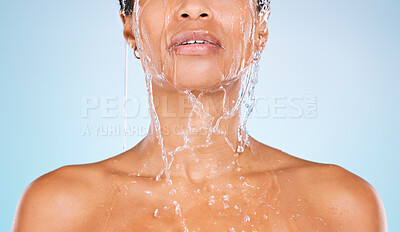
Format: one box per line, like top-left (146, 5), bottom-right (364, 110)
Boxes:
top-left (12, 137), bottom-right (386, 231)
top-left (11, 0), bottom-right (387, 231)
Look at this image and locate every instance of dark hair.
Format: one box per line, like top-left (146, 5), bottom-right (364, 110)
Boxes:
top-left (119, 0), bottom-right (270, 16)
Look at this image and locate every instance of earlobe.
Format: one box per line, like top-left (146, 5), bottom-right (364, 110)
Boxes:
top-left (259, 28), bottom-right (269, 49)
top-left (255, 25), bottom-right (269, 52)
top-left (255, 9), bottom-right (270, 51)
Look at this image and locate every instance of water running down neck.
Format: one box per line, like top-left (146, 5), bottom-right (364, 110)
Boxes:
top-left (120, 1), bottom-right (264, 230)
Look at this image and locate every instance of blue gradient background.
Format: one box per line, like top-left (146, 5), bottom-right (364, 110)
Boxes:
top-left (0, 0), bottom-right (398, 231)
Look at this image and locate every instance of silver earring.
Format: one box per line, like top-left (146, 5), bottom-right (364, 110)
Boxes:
top-left (134, 47), bottom-right (140, 59)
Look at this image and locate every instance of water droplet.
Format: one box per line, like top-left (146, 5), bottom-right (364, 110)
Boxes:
top-left (169, 189), bottom-right (176, 196)
top-left (223, 202), bottom-right (230, 209)
top-left (175, 203), bottom-right (182, 215)
top-left (153, 209), bottom-right (159, 218)
top-left (208, 195), bottom-right (215, 205)
top-left (223, 195), bottom-right (230, 201)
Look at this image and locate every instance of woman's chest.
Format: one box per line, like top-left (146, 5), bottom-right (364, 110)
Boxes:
top-left (91, 173), bottom-right (330, 232)
top-left (97, 187), bottom-right (326, 232)
top-left (100, 206), bottom-right (320, 232)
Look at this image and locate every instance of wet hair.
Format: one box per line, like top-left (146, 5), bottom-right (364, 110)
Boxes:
top-left (119, 0), bottom-right (270, 16)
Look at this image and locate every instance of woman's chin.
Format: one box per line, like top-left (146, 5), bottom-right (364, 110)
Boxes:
top-left (170, 57), bottom-right (229, 91)
top-left (173, 72), bottom-right (225, 91)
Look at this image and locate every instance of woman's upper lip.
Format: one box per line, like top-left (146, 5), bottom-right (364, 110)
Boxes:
top-left (170, 31), bottom-right (223, 49)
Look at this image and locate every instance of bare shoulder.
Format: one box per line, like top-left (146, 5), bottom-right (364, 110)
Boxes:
top-left (290, 163), bottom-right (388, 232)
top-left (252, 141), bottom-right (387, 231)
top-left (12, 162), bottom-right (114, 232)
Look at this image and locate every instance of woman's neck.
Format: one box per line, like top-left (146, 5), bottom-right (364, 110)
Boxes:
top-left (139, 77), bottom-right (248, 183)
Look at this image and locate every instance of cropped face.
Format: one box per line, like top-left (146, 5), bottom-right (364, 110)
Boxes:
top-left (122, 0), bottom-right (269, 91)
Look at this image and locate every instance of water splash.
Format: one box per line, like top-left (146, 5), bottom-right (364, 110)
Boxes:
top-left (128, 0), bottom-right (265, 187)
top-left (115, 0), bottom-right (296, 231)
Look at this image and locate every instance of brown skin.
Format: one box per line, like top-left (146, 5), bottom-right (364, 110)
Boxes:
top-left (12, 0), bottom-right (387, 231)
top-left (12, 142), bottom-right (387, 231)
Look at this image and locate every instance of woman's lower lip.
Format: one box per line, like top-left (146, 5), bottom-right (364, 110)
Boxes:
top-left (171, 44), bottom-right (222, 55)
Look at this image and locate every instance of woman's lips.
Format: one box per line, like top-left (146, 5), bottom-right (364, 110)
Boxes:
top-left (170, 31), bottom-right (223, 55)
top-left (171, 43), bottom-right (222, 55)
